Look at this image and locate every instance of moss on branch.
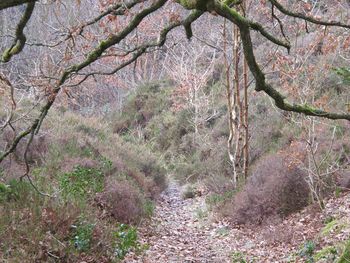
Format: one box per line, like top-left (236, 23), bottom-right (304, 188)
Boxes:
top-left (0, 0), bottom-right (168, 164)
top-left (176, 0), bottom-right (209, 10)
top-left (1, 2), bottom-right (35, 63)
top-left (211, 0), bottom-right (350, 121)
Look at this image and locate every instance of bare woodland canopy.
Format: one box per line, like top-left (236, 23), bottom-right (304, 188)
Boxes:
top-left (0, 0), bottom-right (350, 164)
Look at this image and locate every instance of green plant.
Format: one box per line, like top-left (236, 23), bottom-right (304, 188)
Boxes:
top-left (334, 67), bottom-right (350, 85)
top-left (206, 190), bottom-right (236, 209)
top-left (71, 220), bottom-right (95, 251)
top-left (334, 124), bottom-right (346, 138)
top-left (194, 207), bottom-right (208, 220)
top-left (0, 179), bottom-right (36, 203)
top-left (216, 226), bottom-right (229, 237)
top-left (143, 199), bottom-right (155, 218)
top-left (314, 246), bottom-right (337, 261)
top-left (324, 216), bottom-right (335, 225)
top-left (75, 123), bottom-right (105, 139)
top-left (64, 138), bottom-right (94, 158)
top-left (113, 224), bottom-right (144, 260)
top-left (99, 156), bottom-right (113, 171)
top-left (59, 166), bottom-right (104, 200)
top-left (231, 251), bottom-right (247, 263)
top-left (182, 185), bottom-right (196, 199)
top-left (0, 182), bottom-right (9, 201)
top-left (338, 240), bottom-right (350, 263)
top-left (335, 187), bottom-right (342, 198)
top-left (299, 240), bottom-right (316, 262)
top-left (322, 219), bottom-right (339, 236)
top-left (321, 219), bottom-right (348, 237)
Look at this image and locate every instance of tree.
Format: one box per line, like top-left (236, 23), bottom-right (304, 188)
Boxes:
top-left (165, 42), bottom-right (217, 142)
top-left (1, 0), bottom-right (350, 165)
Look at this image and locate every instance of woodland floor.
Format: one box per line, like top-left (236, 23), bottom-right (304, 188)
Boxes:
top-left (124, 180), bottom-right (350, 263)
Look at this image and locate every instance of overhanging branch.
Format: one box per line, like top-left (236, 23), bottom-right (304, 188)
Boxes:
top-left (0, 0), bottom-right (168, 163)
top-left (269, 0), bottom-right (350, 29)
top-left (1, 2), bottom-right (36, 62)
top-left (212, 1), bottom-right (350, 121)
top-left (0, 0), bottom-right (37, 10)
top-left (71, 10), bottom-right (204, 85)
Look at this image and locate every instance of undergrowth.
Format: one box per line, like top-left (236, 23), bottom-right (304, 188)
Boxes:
top-left (0, 108), bottom-right (166, 261)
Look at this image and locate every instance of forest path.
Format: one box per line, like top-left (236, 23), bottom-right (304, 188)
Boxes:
top-left (124, 180), bottom-right (234, 262)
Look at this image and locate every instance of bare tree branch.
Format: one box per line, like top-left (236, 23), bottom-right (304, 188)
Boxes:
top-left (269, 0), bottom-right (350, 29)
top-left (0, 0), bottom-right (168, 163)
top-left (1, 0), bottom-right (349, 167)
top-left (212, 1), bottom-right (350, 121)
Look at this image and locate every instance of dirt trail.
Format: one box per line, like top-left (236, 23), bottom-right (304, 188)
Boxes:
top-left (123, 181), bottom-right (350, 262)
top-left (124, 181), bottom-right (233, 262)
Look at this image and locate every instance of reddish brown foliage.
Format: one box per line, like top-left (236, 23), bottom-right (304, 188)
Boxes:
top-left (225, 153), bottom-right (310, 225)
top-left (95, 180), bottom-right (144, 224)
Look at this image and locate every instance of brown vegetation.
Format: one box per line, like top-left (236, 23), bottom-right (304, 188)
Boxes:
top-left (95, 180), bottom-right (145, 223)
top-left (224, 153), bottom-right (310, 225)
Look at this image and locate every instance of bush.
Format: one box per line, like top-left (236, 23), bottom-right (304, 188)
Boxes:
top-left (59, 166), bottom-right (104, 200)
top-left (206, 190), bottom-right (236, 210)
top-left (225, 153), bottom-right (310, 225)
top-left (173, 136), bottom-right (233, 190)
top-left (2, 129), bottom-right (48, 166)
top-left (182, 185), bottom-right (196, 199)
top-left (0, 179), bottom-right (38, 204)
top-left (231, 251), bottom-right (248, 263)
top-left (113, 223), bottom-right (144, 260)
top-left (71, 220), bottom-right (95, 251)
top-left (95, 180), bottom-right (145, 223)
top-left (0, 106), bottom-right (167, 261)
top-left (109, 136), bottom-right (166, 190)
top-left (112, 81), bottom-right (172, 135)
top-left (299, 240), bottom-right (316, 262)
top-left (314, 246), bottom-right (338, 262)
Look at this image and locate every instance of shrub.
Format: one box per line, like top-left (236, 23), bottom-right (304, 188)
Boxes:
top-left (0, 182), bottom-right (10, 202)
top-left (334, 67), bottom-right (350, 85)
top-left (112, 81), bottom-right (171, 135)
top-left (172, 136), bottom-right (232, 188)
top-left (206, 190), bottom-right (236, 210)
top-left (314, 246), bottom-right (338, 262)
top-left (95, 180), bottom-right (145, 223)
top-left (2, 129), bottom-right (48, 165)
top-left (59, 166), bottom-right (104, 200)
top-left (144, 112), bottom-right (176, 150)
top-left (71, 220), bottom-right (95, 251)
top-left (110, 139), bottom-right (167, 197)
top-left (143, 199), bottom-right (155, 218)
top-left (113, 223), bottom-right (144, 260)
top-left (337, 170), bottom-right (350, 189)
top-left (211, 114), bottom-right (229, 139)
top-left (226, 153), bottom-right (310, 225)
top-left (182, 185), bottom-right (196, 199)
top-left (0, 179), bottom-right (37, 204)
top-left (299, 240), bottom-right (316, 262)
top-left (173, 154), bottom-right (202, 183)
top-left (0, 105), bottom-right (166, 261)
top-left (231, 251), bottom-right (248, 263)
top-left (75, 123), bottom-right (102, 138)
